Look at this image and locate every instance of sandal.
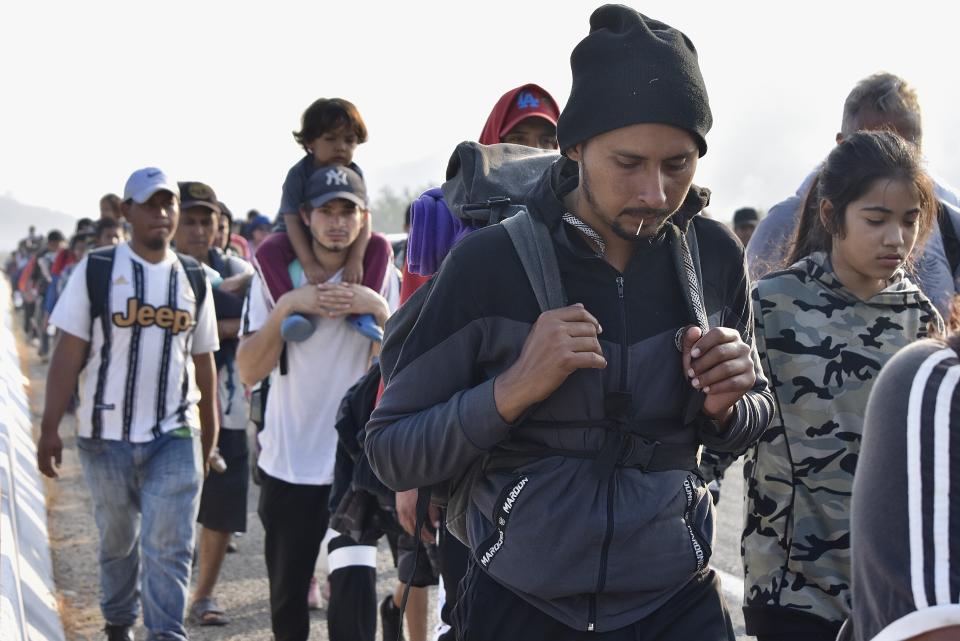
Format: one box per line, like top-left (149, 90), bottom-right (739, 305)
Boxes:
top-left (188, 597), bottom-right (230, 626)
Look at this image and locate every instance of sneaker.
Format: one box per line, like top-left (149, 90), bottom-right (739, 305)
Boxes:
top-left (281, 313), bottom-right (315, 342)
top-left (380, 595), bottom-right (404, 641)
top-left (104, 624), bottom-right (133, 641)
top-left (307, 576), bottom-right (322, 610)
top-left (346, 313), bottom-right (383, 342)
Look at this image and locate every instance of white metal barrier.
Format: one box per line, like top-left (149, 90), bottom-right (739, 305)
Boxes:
top-left (0, 278), bottom-right (65, 641)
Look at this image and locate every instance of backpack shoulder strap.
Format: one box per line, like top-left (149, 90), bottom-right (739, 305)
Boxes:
top-left (686, 220), bottom-right (705, 292)
top-left (501, 208), bottom-right (566, 312)
top-left (86, 246), bottom-right (117, 322)
top-left (175, 252), bottom-right (208, 313)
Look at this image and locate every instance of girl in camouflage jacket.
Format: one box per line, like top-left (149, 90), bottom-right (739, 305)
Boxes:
top-left (742, 131), bottom-right (944, 641)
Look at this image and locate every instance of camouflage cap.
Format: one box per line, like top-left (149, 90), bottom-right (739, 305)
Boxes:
top-left (178, 181), bottom-right (221, 215)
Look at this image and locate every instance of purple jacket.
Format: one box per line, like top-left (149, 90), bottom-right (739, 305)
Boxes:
top-left (407, 188), bottom-right (478, 276)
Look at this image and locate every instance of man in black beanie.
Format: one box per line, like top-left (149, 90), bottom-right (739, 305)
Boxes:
top-left (366, 5), bottom-right (773, 640)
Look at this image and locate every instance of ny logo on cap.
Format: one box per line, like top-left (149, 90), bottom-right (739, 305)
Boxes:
top-left (517, 91), bottom-right (541, 110)
top-left (325, 169), bottom-right (349, 186)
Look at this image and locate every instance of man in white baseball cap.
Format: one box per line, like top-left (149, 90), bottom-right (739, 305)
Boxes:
top-left (123, 167), bottom-right (180, 204)
top-left (39, 167), bottom-right (219, 641)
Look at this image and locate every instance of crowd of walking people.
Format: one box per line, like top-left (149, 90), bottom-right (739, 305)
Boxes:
top-left (12, 5), bottom-right (960, 641)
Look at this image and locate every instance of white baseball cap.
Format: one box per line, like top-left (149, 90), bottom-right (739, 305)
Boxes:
top-left (123, 167), bottom-right (179, 204)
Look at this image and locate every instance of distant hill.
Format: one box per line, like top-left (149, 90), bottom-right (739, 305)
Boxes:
top-left (0, 196), bottom-right (77, 250)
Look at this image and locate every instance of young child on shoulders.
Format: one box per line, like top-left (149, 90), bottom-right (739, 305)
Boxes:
top-left (255, 97), bottom-right (392, 342)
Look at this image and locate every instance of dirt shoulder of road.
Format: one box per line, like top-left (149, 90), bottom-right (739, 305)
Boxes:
top-left (18, 328), bottom-right (103, 640)
top-left (21, 326), bottom-right (408, 641)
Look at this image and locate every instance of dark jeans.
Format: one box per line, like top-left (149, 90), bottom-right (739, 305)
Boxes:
top-left (454, 564), bottom-right (734, 641)
top-left (257, 469), bottom-right (330, 641)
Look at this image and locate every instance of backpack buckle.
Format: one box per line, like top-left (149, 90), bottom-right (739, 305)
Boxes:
top-left (485, 197), bottom-right (513, 224)
top-left (618, 433), bottom-right (659, 470)
top-left (461, 197), bottom-right (514, 225)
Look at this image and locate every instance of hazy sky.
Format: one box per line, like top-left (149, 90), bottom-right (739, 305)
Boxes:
top-left (3, 0), bottom-right (959, 228)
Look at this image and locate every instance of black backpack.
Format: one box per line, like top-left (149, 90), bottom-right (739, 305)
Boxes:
top-left (378, 143), bottom-right (565, 543)
top-left (85, 245), bottom-right (207, 324)
top-left (380, 143), bottom-right (563, 382)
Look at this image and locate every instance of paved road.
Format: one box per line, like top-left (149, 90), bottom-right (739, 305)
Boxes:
top-left (26, 339), bottom-right (753, 640)
top-left (711, 461), bottom-right (754, 640)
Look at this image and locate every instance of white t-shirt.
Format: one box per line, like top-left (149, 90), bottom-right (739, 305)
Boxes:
top-left (242, 265), bottom-right (399, 485)
top-left (51, 243), bottom-right (219, 442)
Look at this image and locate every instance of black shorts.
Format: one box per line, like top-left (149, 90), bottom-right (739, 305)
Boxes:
top-left (387, 530), bottom-right (440, 588)
top-left (197, 429), bottom-right (250, 533)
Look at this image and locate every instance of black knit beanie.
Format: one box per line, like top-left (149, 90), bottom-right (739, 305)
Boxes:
top-left (557, 5), bottom-right (713, 157)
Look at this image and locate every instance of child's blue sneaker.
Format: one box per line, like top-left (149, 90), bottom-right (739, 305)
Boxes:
top-left (280, 313), bottom-right (315, 342)
top-left (347, 314), bottom-right (383, 342)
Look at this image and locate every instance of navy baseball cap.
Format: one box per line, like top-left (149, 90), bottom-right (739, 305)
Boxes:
top-left (304, 165), bottom-right (367, 209)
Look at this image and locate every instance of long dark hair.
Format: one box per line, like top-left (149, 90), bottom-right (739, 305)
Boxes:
top-left (786, 130), bottom-right (936, 266)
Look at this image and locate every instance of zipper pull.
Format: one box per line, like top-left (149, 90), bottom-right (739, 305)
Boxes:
top-left (588, 593), bottom-right (597, 631)
top-left (616, 276), bottom-right (624, 299)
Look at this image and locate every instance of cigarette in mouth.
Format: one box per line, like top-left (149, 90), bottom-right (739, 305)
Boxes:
top-left (636, 220), bottom-right (644, 236)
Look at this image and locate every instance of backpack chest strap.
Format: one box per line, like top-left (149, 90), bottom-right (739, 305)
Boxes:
top-left (484, 430), bottom-right (701, 477)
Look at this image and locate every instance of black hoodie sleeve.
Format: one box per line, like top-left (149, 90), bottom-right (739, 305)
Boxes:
top-left (365, 238), bottom-right (517, 491)
top-left (696, 232), bottom-right (775, 453)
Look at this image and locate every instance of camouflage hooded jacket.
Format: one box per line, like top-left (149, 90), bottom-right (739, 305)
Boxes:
top-left (742, 251), bottom-right (943, 635)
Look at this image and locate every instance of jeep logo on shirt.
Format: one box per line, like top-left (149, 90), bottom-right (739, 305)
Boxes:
top-left (113, 298), bottom-right (193, 334)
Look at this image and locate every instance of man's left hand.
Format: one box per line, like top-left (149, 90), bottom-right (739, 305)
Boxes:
top-left (681, 326), bottom-right (756, 424)
top-left (396, 489), bottom-right (441, 545)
